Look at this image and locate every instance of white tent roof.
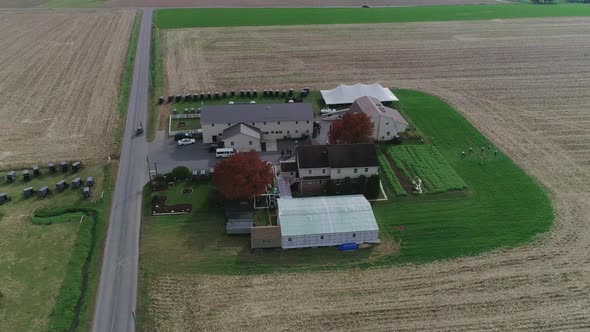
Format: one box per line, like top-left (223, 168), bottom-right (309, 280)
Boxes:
top-left (320, 83), bottom-right (399, 105)
top-left (278, 195), bottom-right (379, 237)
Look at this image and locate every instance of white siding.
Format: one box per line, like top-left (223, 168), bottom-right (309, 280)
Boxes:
top-left (281, 230), bottom-right (379, 249)
top-left (222, 133), bottom-right (261, 152)
top-left (330, 166), bottom-right (378, 180)
top-left (373, 115), bottom-right (408, 141)
top-left (202, 120), bottom-right (313, 143)
top-left (299, 167), bottom-right (329, 178)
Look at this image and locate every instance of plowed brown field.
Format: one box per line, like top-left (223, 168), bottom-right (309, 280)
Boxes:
top-left (0, 10), bottom-right (135, 168)
top-left (155, 18), bottom-right (590, 330)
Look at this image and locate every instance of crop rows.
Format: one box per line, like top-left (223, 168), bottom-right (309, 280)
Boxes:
top-left (377, 151), bottom-right (407, 197)
top-left (387, 145), bottom-right (466, 194)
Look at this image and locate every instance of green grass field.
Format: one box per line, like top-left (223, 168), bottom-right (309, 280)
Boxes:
top-left (170, 117), bottom-right (201, 131)
top-left (387, 144), bottom-right (467, 194)
top-left (140, 89), bottom-right (553, 275)
top-left (0, 164), bottom-right (108, 332)
top-left (155, 4), bottom-right (590, 29)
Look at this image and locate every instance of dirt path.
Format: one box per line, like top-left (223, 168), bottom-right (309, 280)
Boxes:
top-left (153, 18), bottom-right (590, 330)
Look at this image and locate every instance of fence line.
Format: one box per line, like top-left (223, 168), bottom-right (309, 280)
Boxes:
top-left (168, 113), bottom-right (201, 136)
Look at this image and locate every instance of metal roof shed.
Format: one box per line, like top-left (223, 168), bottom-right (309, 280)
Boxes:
top-left (277, 195), bottom-right (379, 249)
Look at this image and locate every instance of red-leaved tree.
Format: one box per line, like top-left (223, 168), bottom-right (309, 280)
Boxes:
top-left (329, 111), bottom-right (374, 144)
top-left (212, 151), bottom-right (274, 200)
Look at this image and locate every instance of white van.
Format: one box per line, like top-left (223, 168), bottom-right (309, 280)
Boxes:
top-left (215, 148), bottom-right (237, 158)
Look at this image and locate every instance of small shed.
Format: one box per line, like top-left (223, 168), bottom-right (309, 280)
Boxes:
top-left (0, 193), bottom-right (10, 204)
top-left (86, 176), bottom-right (94, 187)
top-left (7, 171), bottom-right (16, 182)
top-left (72, 161), bottom-right (82, 172)
top-left (251, 226), bottom-right (282, 249)
top-left (82, 186), bottom-right (91, 198)
top-left (60, 161), bottom-right (68, 173)
top-left (23, 187), bottom-right (34, 198)
top-left (225, 210), bottom-right (254, 235)
top-left (56, 180), bottom-right (67, 191)
top-left (32, 165), bottom-right (40, 176)
top-left (38, 186), bottom-right (50, 198)
top-left (48, 162), bottom-right (56, 173)
top-left (72, 177), bottom-right (83, 188)
top-left (23, 170), bottom-right (31, 181)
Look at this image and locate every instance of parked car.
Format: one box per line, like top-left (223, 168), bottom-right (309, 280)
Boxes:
top-left (215, 148), bottom-right (237, 158)
top-left (177, 138), bottom-right (196, 146)
top-left (174, 132), bottom-right (194, 141)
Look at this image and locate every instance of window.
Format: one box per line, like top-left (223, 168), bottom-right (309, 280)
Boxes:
top-left (352, 233), bottom-right (356, 238)
top-left (365, 168), bottom-right (369, 172)
top-left (249, 141), bottom-right (253, 145)
top-left (354, 168), bottom-right (358, 173)
top-left (287, 130), bottom-right (290, 134)
top-left (271, 131), bottom-right (274, 134)
top-left (318, 180), bottom-right (323, 184)
top-left (264, 131), bottom-right (269, 134)
top-left (295, 121), bottom-right (298, 124)
top-left (252, 122), bottom-right (255, 126)
top-left (306, 130), bottom-right (309, 133)
top-left (386, 122), bottom-right (389, 125)
top-left (264, 122), bottom-right (267, 125)
top-left (211, 123), bottom-right (215, 127)
top-left (288, 237), bottom-right (292, 242)
top-left (320, 235), bottom-right (324, 240)
top-left (387, 131), bottom-right (390, 136)
top-left (337, 169), bottom-right (341, 174)
top-left (228, 123), bottom-right (231, 126)
top-left (306, 120), bottom-right (309, 124)
top-left (230, 141), bottom-right (235, 146)
top-left (278, 121), bottom-right (281, 125)
top-left (322, 169), bottom-right (326, 174)
top-left (308, 170), bottom-right (312, 175)
top-left (295, 130), bottom-right (299, 133)
top-left (336, 179), bottom-right (341, 185)
top-left (263, 240), bottom-right (270, 245)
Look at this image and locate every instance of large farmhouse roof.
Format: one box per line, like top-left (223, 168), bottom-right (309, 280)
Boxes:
top-left (320, 83), bottom-right (398, 105)
top-left (222, 123), bottom-right (261, 140)
top-left (278, 195), bottom-right (379, 237)
top-left (296, 144), bottom-right (378, 169)
top-left (200, 103), bottom-right (314, 124)
top-left (349, 96), bottom-right (408, 125)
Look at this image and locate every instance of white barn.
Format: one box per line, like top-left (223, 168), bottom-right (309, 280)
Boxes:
top-left (277, 195), bottom-right (379, 249)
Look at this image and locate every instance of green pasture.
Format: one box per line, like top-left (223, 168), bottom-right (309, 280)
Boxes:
top-left (155, 4), bottom-right (590, 29)
top-left (139, 89), bottom-right (553, 275)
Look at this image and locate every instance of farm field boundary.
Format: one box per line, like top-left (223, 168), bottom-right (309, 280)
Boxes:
top-left (154, 4), bottom-right (590, 28)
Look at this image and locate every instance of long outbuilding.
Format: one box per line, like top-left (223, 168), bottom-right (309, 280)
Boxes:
top-left (277, 195), bottom-right (379, 249)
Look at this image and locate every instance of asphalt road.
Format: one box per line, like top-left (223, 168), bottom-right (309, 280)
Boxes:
top-left (92, 8), bottom-right (152, 332)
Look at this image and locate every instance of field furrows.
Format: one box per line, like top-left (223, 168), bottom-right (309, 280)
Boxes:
top-left (0, 10), bottom-right (135, 168)
top-left (155, 18), bottom-right (590, 330)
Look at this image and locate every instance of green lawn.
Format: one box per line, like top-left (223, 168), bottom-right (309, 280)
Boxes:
top-left (155, 4), bottom-right (590, 29)
top-left (0, 165), bottom-right (109, 332)
top-left (170, 117), bottom-right (201, 131)
top-left (387, 144), bottom-right (467, 194)
top-left (140, 89), bottom-right (553, 275)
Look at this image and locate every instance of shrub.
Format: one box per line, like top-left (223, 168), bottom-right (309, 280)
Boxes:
top-left (325, 180), bottom-right (336, 196)
top-left (342, 177), bottom-right (353, 195)
top-left (366, 175), bottom-right (381, 198)
top-left (356, 175), bottom-right (367, 194)
top-left (171, 166), bottom-right (191, 181)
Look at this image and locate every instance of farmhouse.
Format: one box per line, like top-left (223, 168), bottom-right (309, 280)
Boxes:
top-left (349, 96), bottom-right (409, 141)
top-left (281, 143), bottom-right (379, 196)
top-left (321, 83), bottom-right (398, 106)
top-left (200, 103), bottom-right (314, 152)
top-left (277, 195), bottom-right (379, 249)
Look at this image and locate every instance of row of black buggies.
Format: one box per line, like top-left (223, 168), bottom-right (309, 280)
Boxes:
top-left (0, 176), bottom-right (95, 203)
